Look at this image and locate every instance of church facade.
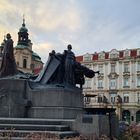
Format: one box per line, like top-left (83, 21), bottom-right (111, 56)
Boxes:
top-left (0, 19), bottom-right (43, 75)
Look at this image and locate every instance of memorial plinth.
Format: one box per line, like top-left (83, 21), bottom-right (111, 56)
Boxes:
top-left (0, 79), bottom-right (28, 117)
top-left (28, 86), bottom-right (84, 119)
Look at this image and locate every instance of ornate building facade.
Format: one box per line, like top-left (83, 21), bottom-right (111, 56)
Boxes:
top-left (76, 49), bottom-right (140, 124)
top-left (0, 18), bottom-right (43, 74)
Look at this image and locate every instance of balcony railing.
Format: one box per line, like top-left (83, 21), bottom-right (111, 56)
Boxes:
top-left (84, 100), bottom-right (140, 108)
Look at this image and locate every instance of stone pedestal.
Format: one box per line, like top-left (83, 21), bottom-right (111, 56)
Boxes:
top-left (73, 114), bottom-right (110, 137)
top-left (28, 87), bottom-right (84, 119)
top-left (0, 79), bottom-right (28, 117)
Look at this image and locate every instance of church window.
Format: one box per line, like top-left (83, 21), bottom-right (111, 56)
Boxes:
top-left (23, 59), bottom-right (27, 68)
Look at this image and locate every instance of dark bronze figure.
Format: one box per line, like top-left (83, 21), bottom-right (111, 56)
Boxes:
top-left (0, 33), bottom-right (17, 77)
top-left (64, 44), bottom-right (75, 86)
top-left (36, 44), bottom-right (99, 88)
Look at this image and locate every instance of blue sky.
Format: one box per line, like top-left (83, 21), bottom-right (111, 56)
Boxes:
top-left (0, 0), bottom-right (140, 62)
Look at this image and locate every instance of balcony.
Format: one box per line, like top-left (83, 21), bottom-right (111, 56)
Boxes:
top-left (97, 86), bottom-right (103, 89)
top-left (109, 86), bottom-right (117, 90)
top-left (123, 86), bottom-right (130, 88)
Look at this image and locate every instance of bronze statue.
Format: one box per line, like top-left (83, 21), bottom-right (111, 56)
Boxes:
top-left (36, 44), bottom-right (99, 88)
top-left (0, 33), bottom-right (17, 77)
top-left (64, 44), bottom-right (75, 86)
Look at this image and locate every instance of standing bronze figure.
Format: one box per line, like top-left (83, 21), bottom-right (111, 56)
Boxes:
top-left (0, 33), bottom-right (17, 77)
top-left (64, 44), bottom-right (75, 86)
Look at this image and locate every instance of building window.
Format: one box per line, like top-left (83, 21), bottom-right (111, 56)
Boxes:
top-left (124, 50), bottom-right (129, 57)
top-left (98, 79), bottom-right (103, 88)
top-left (137, 62), bottom-right (140, 71)
top-left (109, 79), bottom-right (116, 89)
top-left (124, 63), bottom-right (129, 72)
top-left (98, 65), bottom-right (103, 73)
top-left (110, 53), bottom-right (117, 59)
top-left (137, 77), bottom-right (140, 87)
top-left (123, 77), bottom-right (129, 87)
top-left (98, 93), bottom-right (103, 103)
top-left (99, 52), bottom-right (105, 60)
top-left (122, 110), bottom-right (130, 123)
top-left (110, 92), bottom-right (117, 103)
top-left (23, 59), bottom-right (27, 68)
top-left (111, 64), bottom-right (116, 73)
top-left (83, 79), bottom-right (91, 88)
top-left (123, 93), bottom-right (129, 103)
top-left (83, 54), bottom-right (92, 61)
top-left (84, 97), bottom-right (91, 104)
top-left (137, 93), bottom-right (140, 104)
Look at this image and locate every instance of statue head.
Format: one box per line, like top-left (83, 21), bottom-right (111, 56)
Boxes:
top-left (67, 44), bottom-right (72, 50)
top-left (6, 33), bottom-right (11, 39)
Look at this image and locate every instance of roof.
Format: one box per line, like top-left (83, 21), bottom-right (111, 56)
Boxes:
top-left (76, 48), bottom-right (139, 62)
top-left (19, 25), bottom-right (28, 32)
top-left (15, 44), bottom-right (27, 49)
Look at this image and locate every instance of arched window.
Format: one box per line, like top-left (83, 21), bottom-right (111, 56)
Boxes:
top-left (122, 110), bottom-right (130, 124)
top-left (136, 110), bottom-right (140, 123)
top-left (23, 59), bottom-right (27, 68)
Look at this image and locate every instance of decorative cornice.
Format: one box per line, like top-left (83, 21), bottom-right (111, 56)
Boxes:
top-left (97, 73), bottom-right (104, 79)
top-left (123, 72), bottom-right (130, 77)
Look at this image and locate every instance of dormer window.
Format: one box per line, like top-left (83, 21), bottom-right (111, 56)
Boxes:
top-left (83, 53), bottom-right (92, 61)
top-left (124, 50), bottom-right (130, 57)
top-left (137, 50), bottom-right (140, 56)
top-left (110, 53), bottom-right (117, 58)
top-left (99, 52), bottom-right (105, 60)
top-left (109, 49), bottom-right (119, 59)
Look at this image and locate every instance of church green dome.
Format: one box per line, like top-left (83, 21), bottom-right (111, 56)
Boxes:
top-left (19, 17), bottom-right (28, 33)
top-left (32, 52), bottom-right (42, 62)
top-left (19, 25), bottom-right (28, 32)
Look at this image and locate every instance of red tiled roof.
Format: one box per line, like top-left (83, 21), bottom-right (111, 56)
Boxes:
top-left (76, 56), bottom-right (83, 62)
top-left (93, 53), bottom-right (98, 60)
top-left (105, 53), bottom-right (109, 59)
top-left (131, 50), bottom-right (137, 57)
top-left (119, 51), bottom-right (123, 58)
top-left (33, 66), bottom-right (43, 75)
top-left (75, 48), bottom-right (139, 62)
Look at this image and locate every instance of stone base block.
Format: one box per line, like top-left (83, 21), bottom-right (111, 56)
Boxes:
top-left (0, 79), bottom-right (28, 117)
top-left (29, 107), bottom-right (83, 119)
top-left (73, 114), bottom-right (110, 137)
top-left (28, 87), bottom-right (84, 119)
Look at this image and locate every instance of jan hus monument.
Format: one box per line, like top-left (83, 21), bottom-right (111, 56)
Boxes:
top-left (0, 39), bottom-right (98, 119)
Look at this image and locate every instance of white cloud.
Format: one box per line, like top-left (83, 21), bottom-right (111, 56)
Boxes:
top-left (0, 0), bottom-right (140, 61)
top-left (33, 42), bottom-right (54, 63)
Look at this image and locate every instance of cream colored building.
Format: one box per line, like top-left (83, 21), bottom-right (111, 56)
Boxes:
top-left (76, 48), bottom-right (140, 124)
top-left (0, 19), bottom-right (43, 74)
